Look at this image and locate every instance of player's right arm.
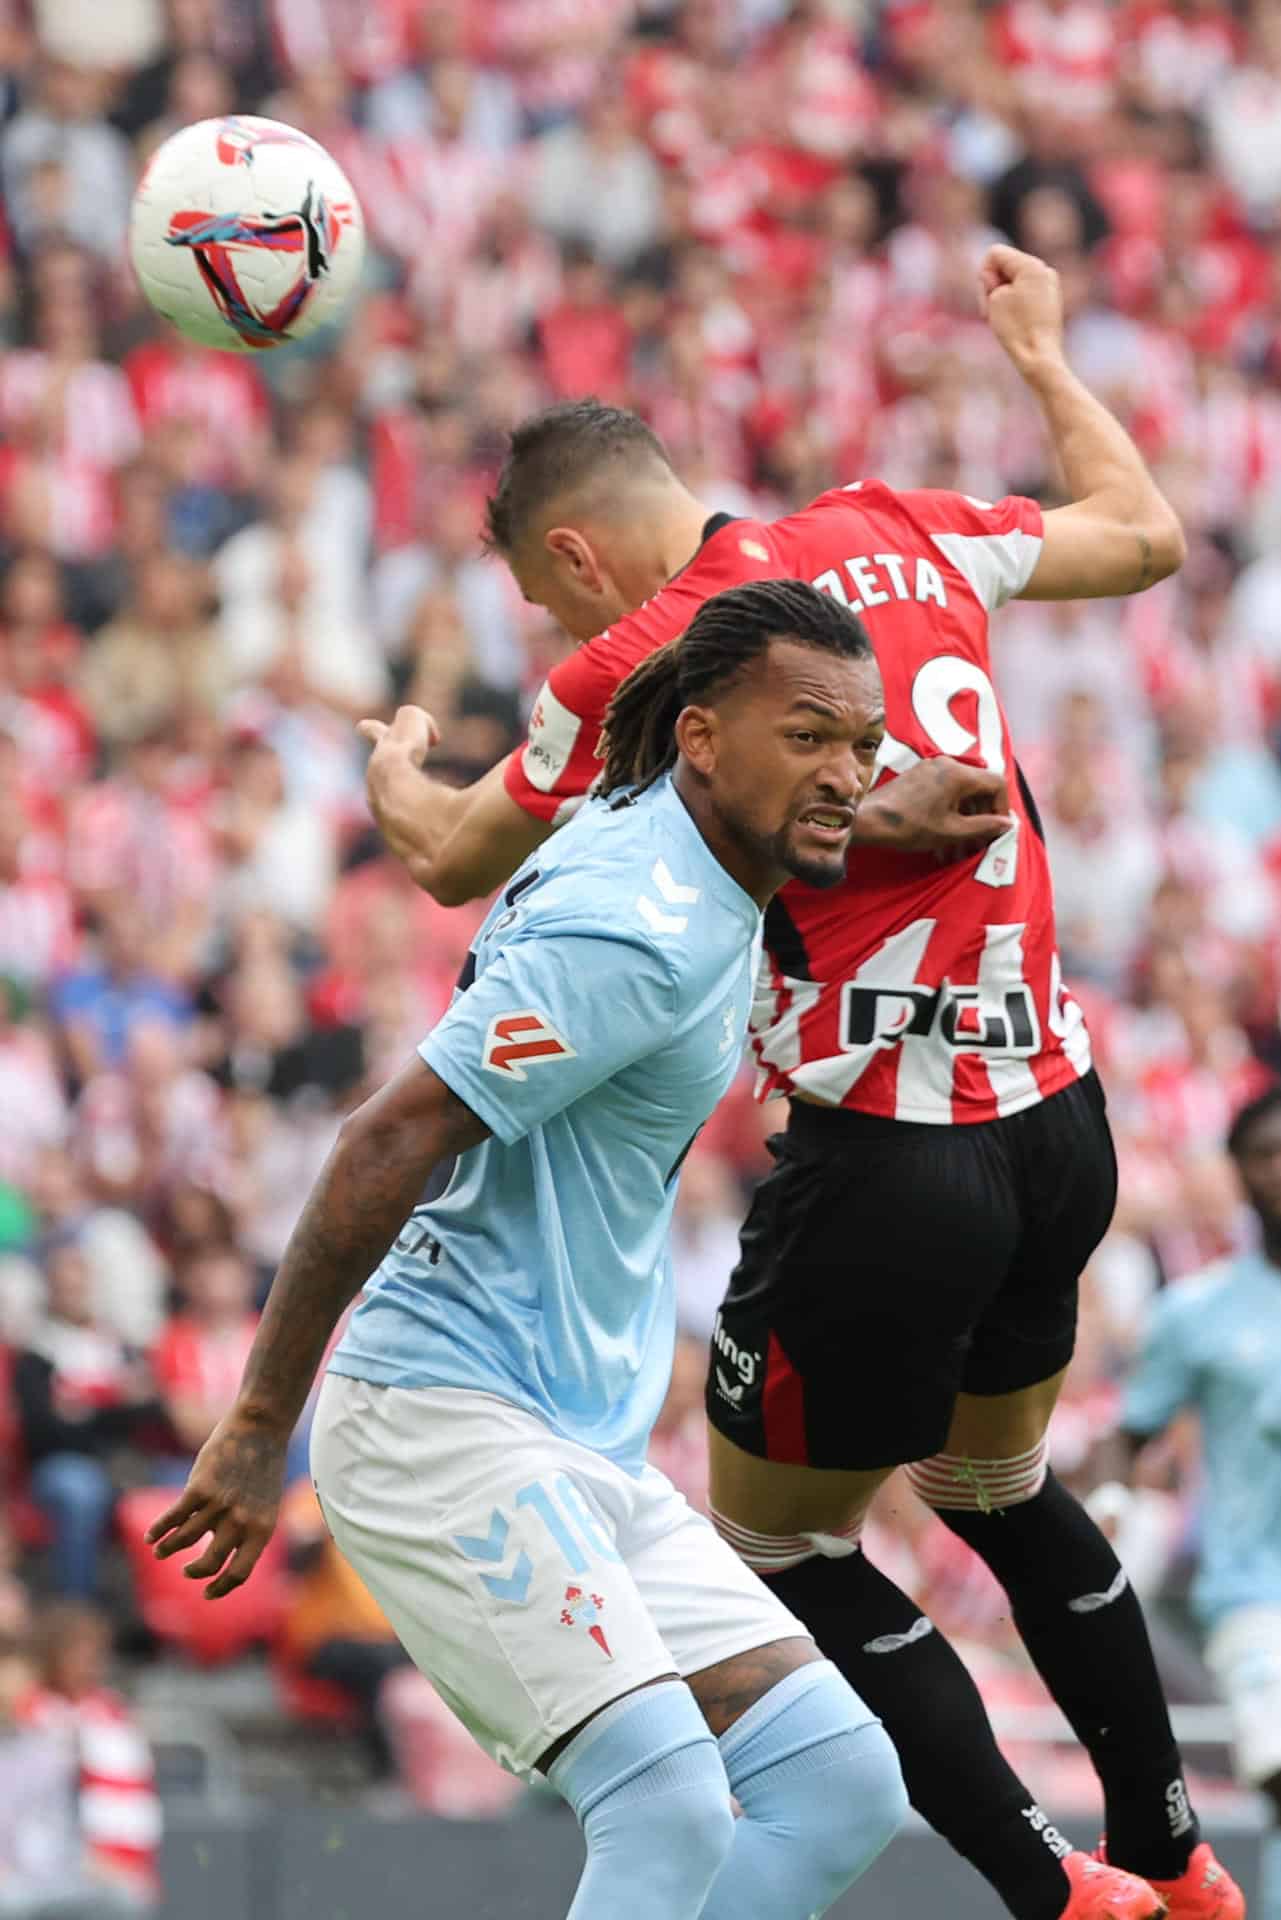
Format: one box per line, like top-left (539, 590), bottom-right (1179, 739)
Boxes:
top-left (361, 708), bottom-right (552, 905)
top-left (145, 1058), bottom-right (491, 1594)
top-left (367, 689), bottom-right (1019, 900)
top-left (980, 245), bottom-right (1186, 600)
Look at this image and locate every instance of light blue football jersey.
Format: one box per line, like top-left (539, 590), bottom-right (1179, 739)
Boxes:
top-left (330, 773), bottom-right (762, 1473)
top-left (1122, 1252), bottom-right (1281, 1629)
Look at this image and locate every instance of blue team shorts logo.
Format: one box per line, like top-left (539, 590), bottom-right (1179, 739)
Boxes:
top-left (481, 1009), bottom-right (577, 1080)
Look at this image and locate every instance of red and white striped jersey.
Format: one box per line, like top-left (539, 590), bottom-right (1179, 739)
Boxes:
top-left (504, 481), bottom-right (1093, 1124)
top-left (20, 1687), bottom-right (162, 1899)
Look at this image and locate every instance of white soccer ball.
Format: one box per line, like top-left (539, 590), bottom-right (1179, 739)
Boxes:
top-left (129, 116), bottom-right (365, 354)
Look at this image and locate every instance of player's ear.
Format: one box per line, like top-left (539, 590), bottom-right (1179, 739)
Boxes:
top-left (675, 703), bottom-right (717, 777)
top-left (545, 526), bottom-right (602, 591)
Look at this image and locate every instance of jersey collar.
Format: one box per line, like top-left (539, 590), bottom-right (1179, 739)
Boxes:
top-left (663, 512), bottom-right (742, 589)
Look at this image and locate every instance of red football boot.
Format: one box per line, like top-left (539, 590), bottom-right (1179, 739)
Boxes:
top-left (1100, 1843), bottom-right (1245, 1920)
top-left (1060, 1850), bottom-right (1168, 1919)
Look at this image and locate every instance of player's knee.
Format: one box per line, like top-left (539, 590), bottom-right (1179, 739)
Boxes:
top-left (839, 1720), bottom-right (910, 1870)
top-left (583, 1757), bottom-right (735, 1904)
top-left (555, 1683), bottom-right (735, 1909)
top-left (629, 1765), bottom-right (736, 1880)
top-left (723, 1666), bottom-right (906, 1907)
top-left (793, 1718), bottom-right (907, 1899)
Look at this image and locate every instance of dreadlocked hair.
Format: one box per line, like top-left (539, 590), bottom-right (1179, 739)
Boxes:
top-left (598, 579), bottom-right (872, 799)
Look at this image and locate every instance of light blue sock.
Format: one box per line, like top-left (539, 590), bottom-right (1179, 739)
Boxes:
top-left (699, 1661), bottom-right (908, 1920)
top-left (548, 1680), bottom-right (736, 1919)
top-left (1260, 1825), bottom-right (1281, 1920)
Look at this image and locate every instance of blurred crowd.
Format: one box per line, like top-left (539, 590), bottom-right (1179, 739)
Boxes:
top-left (3, 0), bottom-right (1281, 1843)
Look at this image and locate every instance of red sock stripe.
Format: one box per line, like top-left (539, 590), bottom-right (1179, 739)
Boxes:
top-left (710, 1509), bottom-right (866, 1573)
top-left (906, 1444), bottom-right (1048, 1511)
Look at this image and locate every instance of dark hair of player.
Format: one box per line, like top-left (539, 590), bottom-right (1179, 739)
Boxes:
top-left (598, 579), bottom-right (874, 800)
top-left (483, 399), bottom-right (673, 554)
top-left (1227, 1083), bottom-right (1281, 1161)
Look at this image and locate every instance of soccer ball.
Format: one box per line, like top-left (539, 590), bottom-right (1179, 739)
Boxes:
top-left (129, 116), bottom-right (365, 354)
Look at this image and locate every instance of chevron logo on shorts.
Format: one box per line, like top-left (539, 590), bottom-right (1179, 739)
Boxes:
top-left (453, 1511), bottom-right (534, 1605)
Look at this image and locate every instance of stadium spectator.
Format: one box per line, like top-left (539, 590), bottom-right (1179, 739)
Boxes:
top-left (0, 973), bottom-right (67, 1192)
top-left (149, 1241), bottom-right (259, 1474)
top-left (24, 1600), bottom-right (162, 1908)
top-left (0, 1628), bottom-right (102, 1920)
top-left (80, 552), bottom-right (222, 753)
top-left (211, 734), bottom-right (337, 938)
top-left (0, 1145), bottom-right (167, 1350)
top-left (71, 1019), bottom-right (226, 1223)
top-left (13, 1235), bottom-right (157, 1598)
top-left (0, 57), bottom-right (134, 262)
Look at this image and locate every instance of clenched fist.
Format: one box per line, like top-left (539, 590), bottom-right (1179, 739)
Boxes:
top-left (978, 245), bottom-right (1064, 376)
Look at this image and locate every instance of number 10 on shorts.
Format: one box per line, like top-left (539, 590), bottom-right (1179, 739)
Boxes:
top-left (453, 1474), bottom-right (622, 1606)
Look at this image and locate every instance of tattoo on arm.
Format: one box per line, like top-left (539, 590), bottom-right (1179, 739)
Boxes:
top-left (237, 1076), bottom-right (486, 1431)
top-left (1135, 530), bottom-right (1155, 592)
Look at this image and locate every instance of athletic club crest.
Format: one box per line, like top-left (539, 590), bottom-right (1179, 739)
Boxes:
top-left (560, 1586), bottom-right (612, 1658)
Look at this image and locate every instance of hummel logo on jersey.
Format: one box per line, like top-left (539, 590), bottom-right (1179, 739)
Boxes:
top-left (636, 859), bottom-right (701, 935)
top-left (482, 1010), bottom-right (577, 1080)
top-left (719, 1001), bottom-right (739, 1054)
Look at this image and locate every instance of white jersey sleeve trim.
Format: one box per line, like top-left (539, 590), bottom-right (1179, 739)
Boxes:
top-left (521, 682), bottom-right (583, 794)
top-left (930, 527), bottom-right (1043, 611)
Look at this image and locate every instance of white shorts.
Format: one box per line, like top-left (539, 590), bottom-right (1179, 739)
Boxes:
top-left (310, 1375), bottom-right (810, 1778)
top-left (1204, 1605), bottom-right (1281, 1786)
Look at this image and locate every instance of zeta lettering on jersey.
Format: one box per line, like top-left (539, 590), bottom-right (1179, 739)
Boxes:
top-left (810, 552), bottom-right (948, 614)
top-left (482, 1009), bottom-right (577, 1080)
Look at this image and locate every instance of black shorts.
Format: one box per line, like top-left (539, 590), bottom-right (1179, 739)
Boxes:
top-left (705, 1071), bottom-right (1118, 1471)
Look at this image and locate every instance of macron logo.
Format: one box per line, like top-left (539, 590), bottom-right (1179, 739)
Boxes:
top-left (636, 859), bottom-right (700, 935)
top-left (482, 1010), bottom-right (577, 1080)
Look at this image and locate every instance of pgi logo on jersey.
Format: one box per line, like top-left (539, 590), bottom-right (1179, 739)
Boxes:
top-left (560, 1586), bottom-right (612, 1659)
top-left (482, 1010), bottom-right (578, 1080)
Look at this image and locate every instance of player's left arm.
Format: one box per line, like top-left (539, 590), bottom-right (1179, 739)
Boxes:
top-left (980, 245), bottom-right (1186, 600)
top-left (145, 1058), bottom-right (490, 1596)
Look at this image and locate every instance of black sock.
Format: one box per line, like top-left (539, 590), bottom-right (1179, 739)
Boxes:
top-left (769, 1550), bottom-right (1075, 1920)
top-left (936, 1470), bottom-right (1198, 1882)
